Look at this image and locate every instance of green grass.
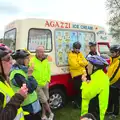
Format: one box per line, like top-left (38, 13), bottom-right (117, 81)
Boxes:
top-left (54, 103), bottom-right (80, 120)
top-left (54, 103), bottom-right (120, 120)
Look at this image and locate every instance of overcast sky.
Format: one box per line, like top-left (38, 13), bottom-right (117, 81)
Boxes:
top-left (0, 0), bottom-right (108, 38)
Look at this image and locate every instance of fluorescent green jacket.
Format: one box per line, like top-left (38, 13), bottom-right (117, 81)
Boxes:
top-left (10, 69), bottom-right (38, 107)
top-left (0, 81), bottom-right (25, 120)
top-left (81, 70), bottom-right (109, 120)
top-left (29, 56), bottom-right (51, 87)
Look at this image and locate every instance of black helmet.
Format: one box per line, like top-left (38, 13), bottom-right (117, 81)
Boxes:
top-left (110, 45), bottom-right (120, 53)
top-left (73, 41), bottom-right (81, 49)
top-left (89, 42), bottom-right (96, 47)
top-left (0, 43), bottom-right (12, 58)
top-left (80, 113), bottom-right (96, 120)
top-left (11, 49), bottom-right (30, 60)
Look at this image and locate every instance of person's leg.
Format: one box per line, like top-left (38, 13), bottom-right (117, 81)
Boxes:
top-left (88, 95), bottom-right (99, 120)
top-left (113, 88), bottom-right (119, 115)
top-left (73, 75), bottom-right (82, 108)
top-left (98, 86), bottom-right (109, 120)
top-left (81, 98), bottom-right (90, 116)
top-left (107, 87), bottom-right (114, 113)
top-left (42, 102), bottom-right (52, 114)
top-left (41, 103), bottom-right (47, 118)
top-left (43, 84), bottom-right (54, 120)
top-left (36, 86), bottom-right (48, 119)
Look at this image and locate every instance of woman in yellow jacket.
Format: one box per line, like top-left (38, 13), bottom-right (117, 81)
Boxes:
top-left (107, 45), bottom-right (120, 119)
top-left (68, 41), bottom-right (88, 108)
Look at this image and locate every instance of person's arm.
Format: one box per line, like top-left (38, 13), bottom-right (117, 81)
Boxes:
top-left (81, 80), bottom-right (97, 100)
top-left (12, 73), bottom-right (37, 93)
top-left (0, 92), bottom-right (24, 120)
top-left (68, 53), bottom-right (81, 68)
top-left (86, 54), bottom-right (91, 58)
top-left (78, 54), bottom-right (88, 67)
top-left (28, 76), bottom-right (38, 91)
top-left (85, 66), bottom-right (91, 80)
top-left (81, 74), bottom-right (97, 99)
top-left (47, 61), bottom-right (51, 82)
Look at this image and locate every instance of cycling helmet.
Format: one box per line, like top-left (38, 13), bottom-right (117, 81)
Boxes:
top-left (110, 45), bottom-right (120, 53)
top-left (89, 42), bottom-right (96, 47)
top-left (0, 43), bottom-right (12, 58)
top-left (23, 48), bottom-right (31, 55)
top-left (80, 113), bottom-right (96, 120)
top-left (73, 41), bottom-right (81, 49)
top-left (11, 49), bottom-right (30, 60)
top-left (86, 55), bottom-right (108, 68)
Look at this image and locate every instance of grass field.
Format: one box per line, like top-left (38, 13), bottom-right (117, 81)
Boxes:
top-left (54, 103), bottom-right (120, 120)
top-left (55, 103), bottom-right (80, 120)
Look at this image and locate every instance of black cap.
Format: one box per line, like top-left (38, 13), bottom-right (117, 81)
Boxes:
top-left (73, 41), bottom-right (81, 49)
top-left (89, 42), bottom-right (96, 47)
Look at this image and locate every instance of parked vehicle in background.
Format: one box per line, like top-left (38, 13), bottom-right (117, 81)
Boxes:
top-left (3, 18), bottom-right (110, 109)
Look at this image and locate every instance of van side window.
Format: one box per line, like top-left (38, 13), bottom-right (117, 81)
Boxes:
top-left (28, 29), bottom-right (52, 52)
top-left (4, 28), bottom-right (16, 51)
top-left (55, 30), bottom-right (95, 67)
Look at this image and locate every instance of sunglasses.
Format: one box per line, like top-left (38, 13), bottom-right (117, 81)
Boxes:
top-left (75, 48), bottom-right (80, 50)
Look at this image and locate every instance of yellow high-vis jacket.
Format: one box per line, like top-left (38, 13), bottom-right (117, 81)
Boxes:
top-left (68, 51), bottom-right (88, 78)
top-left (107, 56), bottom-right (120, 86)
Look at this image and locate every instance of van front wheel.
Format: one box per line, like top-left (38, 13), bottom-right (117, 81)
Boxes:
top-left (49, 89), bottom-right (66, 110)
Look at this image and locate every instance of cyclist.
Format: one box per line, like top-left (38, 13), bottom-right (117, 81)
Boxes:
top-left (0, 44), bottom-right (28, 120)
top-left (10, 49), bottom-right (41, 120)
top-left (107, 45), bottom-right (120, 118)
top-left (81, 55), bottom-right (109, 120)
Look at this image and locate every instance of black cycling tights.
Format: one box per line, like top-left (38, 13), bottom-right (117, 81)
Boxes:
top-left (107, 87), bottom-right (119, 115)
top-left (88, 95), bottom-right (100, 120)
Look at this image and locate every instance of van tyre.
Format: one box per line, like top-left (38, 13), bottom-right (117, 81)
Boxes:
top-left (49, 89), bottom-right (66, 110)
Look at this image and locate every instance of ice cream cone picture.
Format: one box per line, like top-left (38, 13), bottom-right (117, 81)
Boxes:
top-left (47, 55), bottom-right (53, 62)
